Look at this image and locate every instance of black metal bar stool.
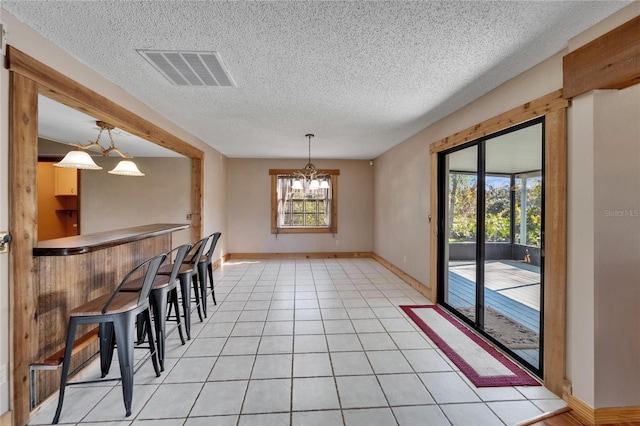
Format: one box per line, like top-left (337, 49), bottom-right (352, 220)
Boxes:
top-left (197, 232), bottom-right (222, 309)
top-left (158, 236), bottom-right (209, 339)
top-left (53, 253), bottom-right (166, 424)
top-left (120, 244), bottom-right (190, 371)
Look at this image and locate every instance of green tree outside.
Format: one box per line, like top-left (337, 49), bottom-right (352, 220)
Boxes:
top-left (448, 173), bottom-right (541, 247)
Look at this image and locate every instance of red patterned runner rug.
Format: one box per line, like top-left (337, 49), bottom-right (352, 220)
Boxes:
top-left (401, 305), bottom-right (540, 387)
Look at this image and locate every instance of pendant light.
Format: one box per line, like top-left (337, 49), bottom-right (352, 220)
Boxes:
top-left (293, 134), bottom-right (330, 193)
top-left (54, 121), bottom-right (145, 176)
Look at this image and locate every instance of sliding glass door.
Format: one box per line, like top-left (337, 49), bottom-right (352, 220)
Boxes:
top-left (438, 118), bottom-right (544, 375)
top-left (442, 146), bottom-right (478, 323)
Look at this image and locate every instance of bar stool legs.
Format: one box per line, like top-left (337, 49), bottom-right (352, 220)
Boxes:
top-left (52, 253), bottom-right (165, 424)
top-left (207, 260), bottom-right (216, 305)
top-left (150, 286), bottom-right (185, 371)
top-left (192, 273), bottom-right (204, 321)
top-left (177, 273), bottom-right (193, 340)
top-left (100, 323), bottom-right (115, 378)
top-left (168, 287), bottom-right (186, 345)
top-left (53, 319), bottom-right (80, 424)
top-left (116, 310), bottom-right (160, 415)
top-left (53, 310), bottom-right (160, 424)
top-left (114, 313), bottom-right (136, 417)
top-left (121, 245), bottom-right (191, 371)
top-left (197, 261), bottom-right (210, 315)
top-left (158, 240), bottom-right (209, 340)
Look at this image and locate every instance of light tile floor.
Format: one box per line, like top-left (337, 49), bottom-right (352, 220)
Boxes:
top-left (30, 258), bottom-right (566, 426)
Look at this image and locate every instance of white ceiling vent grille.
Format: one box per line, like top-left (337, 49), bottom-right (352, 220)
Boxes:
top-left (137, 50), bottom-right (236, 87)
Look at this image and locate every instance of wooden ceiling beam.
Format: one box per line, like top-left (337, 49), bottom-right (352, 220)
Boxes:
top-left (563, 15), bottom-right (640, 99)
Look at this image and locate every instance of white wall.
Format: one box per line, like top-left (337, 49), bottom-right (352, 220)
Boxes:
top-left (227, 158), bottom-right (373, 254)
top-left (374, 51), bottom-right (564, 292)
top-left (374, 135), bottom-right (430, 284)
top-left (592, 86), bottom-right (640, 407)
top-left (568, 85), bottom-right (640, 409)
top-left (204, 151), bottom-right (228, 261)
top-left (80, 157), bottom-right (192, 247)
top-left (566, 92), bottom-right (596, 406)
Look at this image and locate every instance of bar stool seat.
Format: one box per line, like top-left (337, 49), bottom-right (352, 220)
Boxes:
top-left (120, 274), bottom-right (174, 293)
top-left (52, 253), bottom-right (166, 424)
top-left (70, 292), bottom-right (140, 316)
top-left (159, 263), bottom-right (195, 276)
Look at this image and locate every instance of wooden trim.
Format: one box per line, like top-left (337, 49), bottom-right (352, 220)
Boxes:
top-left (594, 406), bottom-right (640, 424)
top-left (269, 169), bottom-right (340, 175)
top-left (7, 47), bottom-right (204, 159)
top-left (0, 410), bottom-right (13, 426)
top-left (563, 378), bottom-right (573, 401)
top-left (429, 152), bottom-right (438, 303)
top-left (6, 47), bottom-right (205, 425)
top-left (567, 395), bottom-right (596, 425)
top-left (566, 396), bottom-right (640, 426)
top-left (563, 16), bottom-right (640, 99)
top-left (228, 252), bottom-right (374, 260)
top-left (9, 72), bottom-right (40, 426)
top-left (331, 175), bottom-right (338, 234)
top-left (275, 227), bottom-right (335, 234)
top-left (372, 253), bottom-right (433, 302)
top-left (429, 91), bottom-right (569, 397)
top-left (543, 108), bottom-right (568, 396)
top-left (211, 257), bottom-right (223, 272)
top-left (6, 46), bottom-right (204, 243)
top-left (191, 157), bottom-right (204, 243)
top-left (42, 327), bottom-right (99, 366)
top-left (271, 175), bottom-right (278, 234)
top-left (429, 89), bottom-right (569, 154)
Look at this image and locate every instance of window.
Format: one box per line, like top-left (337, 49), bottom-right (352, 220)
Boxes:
top-left (270, 169), bottom-right (339, 234)
top-left (513, 172), bottom-right (542, 247)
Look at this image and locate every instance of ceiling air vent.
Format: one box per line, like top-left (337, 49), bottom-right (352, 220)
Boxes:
top-left (137, 50), bottom-right (236, 87)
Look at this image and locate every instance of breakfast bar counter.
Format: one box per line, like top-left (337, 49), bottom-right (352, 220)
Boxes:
top-left (33, 223), bottom-right (189, 256)
top-left (30, 223), bottom-right (189, 406)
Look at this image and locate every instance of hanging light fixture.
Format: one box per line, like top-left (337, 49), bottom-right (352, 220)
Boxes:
top-left (54, 121), bottom-right (145, 176)
top-left (108, 160), bottom-right (144, 176)
top-left (293, 134), bottom-right (330, 193)
top-left (53, 150), bottom-right (102, 170)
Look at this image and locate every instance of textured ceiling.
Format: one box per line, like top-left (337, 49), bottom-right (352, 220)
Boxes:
top-left (2, 1), bottom-right (631, 159)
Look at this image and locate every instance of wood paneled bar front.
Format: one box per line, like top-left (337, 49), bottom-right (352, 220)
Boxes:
top-left (31, 223), bottom-right (188, 406)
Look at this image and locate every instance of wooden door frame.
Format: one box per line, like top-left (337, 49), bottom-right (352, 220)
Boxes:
top-left (429, 89), bottom-right (569, 396)
top-left (7, 46), bottom-right (204, 426)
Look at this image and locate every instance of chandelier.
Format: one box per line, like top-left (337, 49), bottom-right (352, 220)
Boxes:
top-left (292, 134), bottom-right (330, 192)
top-left (54, 121), bottom-right (145, 176)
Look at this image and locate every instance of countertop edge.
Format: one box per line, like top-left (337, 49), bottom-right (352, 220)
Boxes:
top-left (33, 223), bottom-right (190, 256)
